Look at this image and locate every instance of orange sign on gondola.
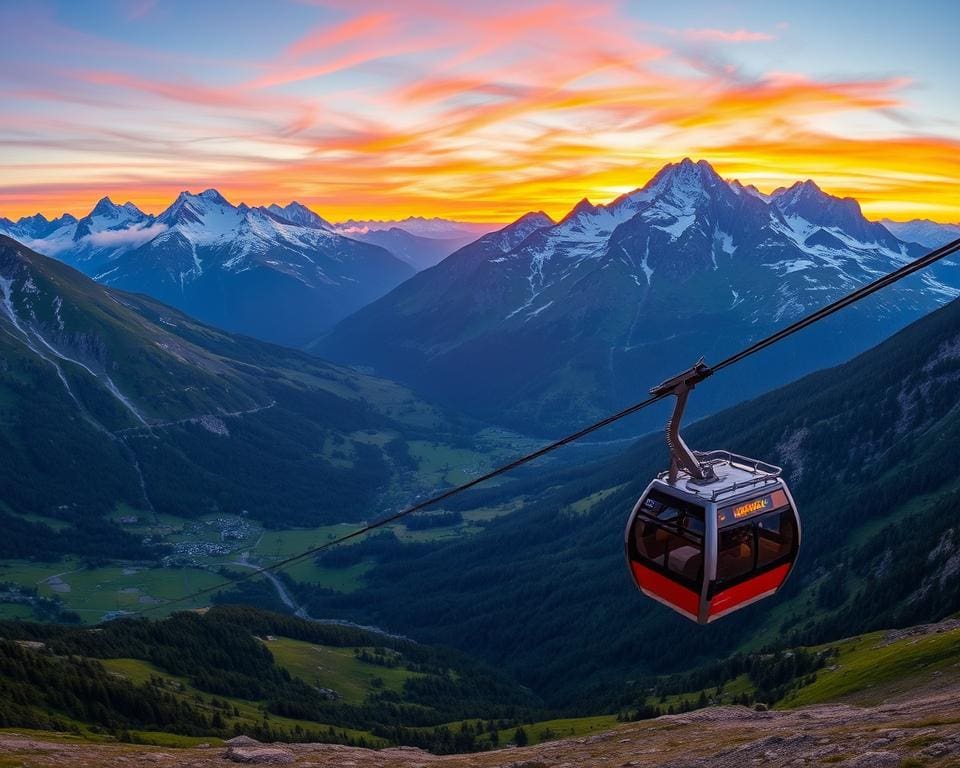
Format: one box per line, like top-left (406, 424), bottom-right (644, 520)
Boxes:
top-left (733, 496), bottom-right (769, 518)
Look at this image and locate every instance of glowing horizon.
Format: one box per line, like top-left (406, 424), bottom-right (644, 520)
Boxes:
top-left (2, 1), bottom-right (958, 224)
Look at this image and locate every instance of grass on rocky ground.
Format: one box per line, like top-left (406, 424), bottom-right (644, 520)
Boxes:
top-left (780, 624), bottom-right (960, 707)
top-left (513, 714), bottom-right (621, 746)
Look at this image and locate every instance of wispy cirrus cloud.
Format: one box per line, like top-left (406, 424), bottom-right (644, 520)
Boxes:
top-left (679, 27), bottom-right (776, 43)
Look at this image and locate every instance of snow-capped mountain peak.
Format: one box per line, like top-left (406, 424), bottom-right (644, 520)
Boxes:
top-left (494, 211), bottom-right (554, 249)
top-left (89, 196), bottom-right (123, 217)
top-left (607, 158), bottom-right (743, 246)
top-left (73, 197), bottom-right (150, 243)
top-left (643, 157), bottom-right (727, 200)
top-left (197, 188), bottom-right (232, 205)
top-left (8, 212), bottom-right (79, 239)
top-left (728, 179), bottom-right (770, 201)
top-left (771, 179), bottom-right (903, 250)
top-left (159, 189), bottom-right (237, 229)
top-left (600, 159), bottom-right (738, 232)
top-left (559, 198), bottom-right (600, 225)
top-left (168, 188), bottom-right (233, 209)
top-left (771, 179), bottom-right (868, 228)
top-left (16, 213), bottom-right (50, 234)
top-left (83, 196), bottom-right (146, 222)
top-left (772, 178), bottom-right (828, 207)
top-left (266, 201), bottom-right (331, 230)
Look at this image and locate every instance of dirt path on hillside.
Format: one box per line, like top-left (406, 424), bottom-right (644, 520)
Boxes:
top-left (4, 682), bottom-right (960, 767)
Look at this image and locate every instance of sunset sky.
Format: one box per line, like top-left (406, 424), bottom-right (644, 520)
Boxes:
top-left (2, 0), bottom-right (958, 222)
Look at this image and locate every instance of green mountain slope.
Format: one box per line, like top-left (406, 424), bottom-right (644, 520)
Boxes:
top-left (608, 615), bottom-right (960, 718)
top-left (301, 291), bottom-right (960, 704)
top-left (0, 235), bottom-right (466, 561)
top-left (3, 606), bottom-right (958, 756)
top-left (0, 606), bottom-right (540, 752)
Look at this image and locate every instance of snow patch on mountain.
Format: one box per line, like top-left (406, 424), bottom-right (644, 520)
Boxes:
top-left (716, 231), bottom-right (736, 256)
top-left (655, 213), bottom-right (696, 240)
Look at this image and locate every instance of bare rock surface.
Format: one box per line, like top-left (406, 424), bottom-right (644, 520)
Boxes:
top-left (224, 745), bottom-right (295, 764)
top-left (839, 752), bottom-right (901, 768)
top-left (225, 736), bottom-right (262, 747)
top-left (882, 617), bottom-right (960, 645)
top-left (3, 684), bottom-right (960, 767)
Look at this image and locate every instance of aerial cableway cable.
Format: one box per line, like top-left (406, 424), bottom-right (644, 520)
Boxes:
top-left (125, 236), bottom-right (960, 619)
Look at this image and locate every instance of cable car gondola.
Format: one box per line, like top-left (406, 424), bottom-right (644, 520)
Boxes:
top-left (625, 361), bottom-right (800, 624)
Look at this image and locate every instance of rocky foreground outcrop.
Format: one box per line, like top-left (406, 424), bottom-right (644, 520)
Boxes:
top-left (3, 685), bottom-right (960, 767)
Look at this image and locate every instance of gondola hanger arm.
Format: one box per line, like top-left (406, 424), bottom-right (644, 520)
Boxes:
top-left (650, 359), bottom-right (716, 485)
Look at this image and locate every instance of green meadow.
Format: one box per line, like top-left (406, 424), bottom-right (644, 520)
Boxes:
top-left (264, 637), bottom-right (416, 705)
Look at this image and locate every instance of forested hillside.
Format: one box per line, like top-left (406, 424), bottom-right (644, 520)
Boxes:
top-left (0, 236), bottom-right (484, 562)
top-left (0, 606), bottom-right (539, 752)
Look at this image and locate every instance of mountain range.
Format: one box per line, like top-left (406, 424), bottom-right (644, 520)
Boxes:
top-left (316, 159), bottom-right (960, 436)
top-left (0, 195), bottom-right (415, 346)
top-left (3, 225), bottom-right (960, 731)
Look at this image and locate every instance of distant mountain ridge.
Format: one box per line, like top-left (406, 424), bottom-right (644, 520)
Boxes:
top-left (338, 227), bottom-right (482, 271)
top-left (0, 192), bottom-right (414, 346)
top-left (266, 200), bottom-right (332, 230)
top-left (316, 158), bottom-right (960, 435)
top-left (331, 217), bottom-right (500, 271)
top-left (881, 217), bottom-right (960, 248)
top-left (334, 216), bottom-right (498, 239)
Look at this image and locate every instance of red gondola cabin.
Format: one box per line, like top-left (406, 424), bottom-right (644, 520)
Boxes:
top-left (625, 451), bottom-right (800, 623)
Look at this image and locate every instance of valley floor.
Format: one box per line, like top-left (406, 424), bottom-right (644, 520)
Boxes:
top-left (5, 683), bottom-right (960, 767)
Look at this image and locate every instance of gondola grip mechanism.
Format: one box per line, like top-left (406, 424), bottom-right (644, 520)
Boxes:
top-left (650, 359), bottom-right (716, 485)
